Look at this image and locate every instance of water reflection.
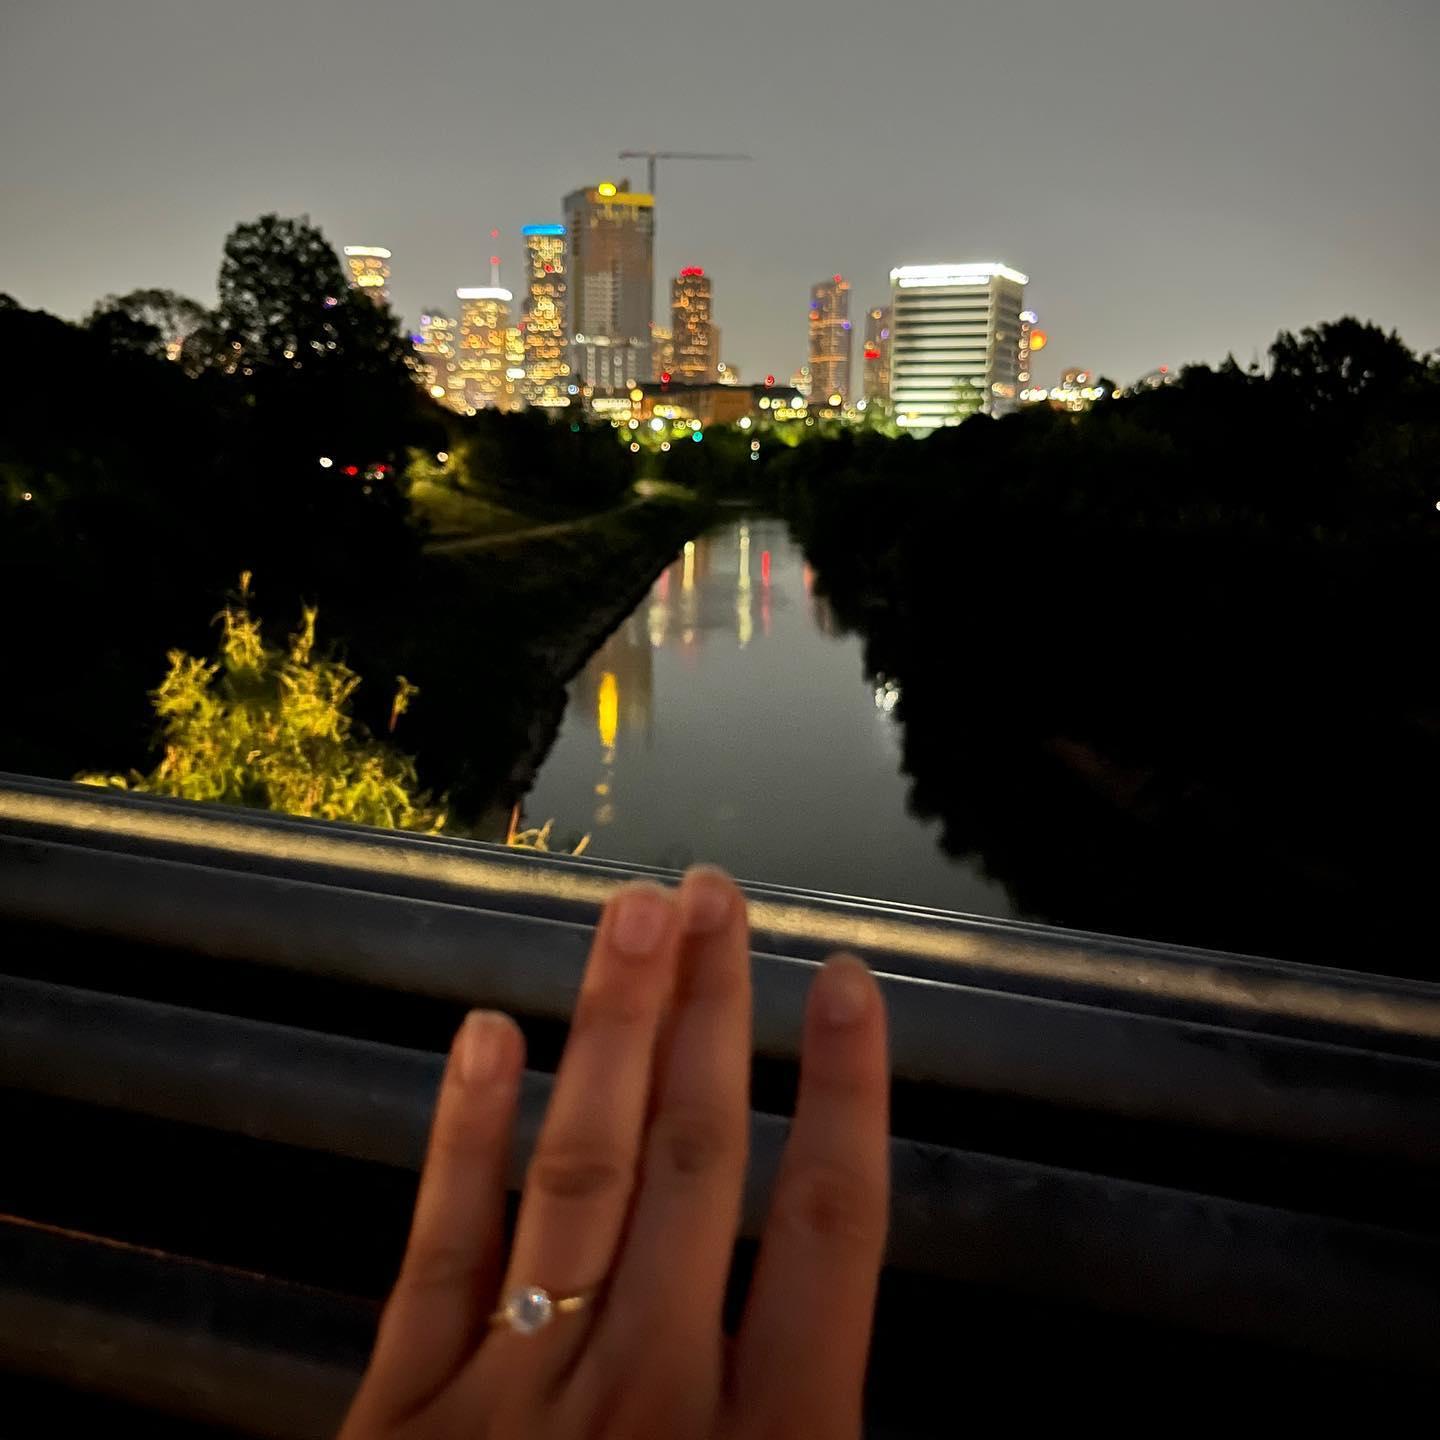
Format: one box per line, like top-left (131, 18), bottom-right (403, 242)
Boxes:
top-left (522, 516), bottom-right (1015, 916)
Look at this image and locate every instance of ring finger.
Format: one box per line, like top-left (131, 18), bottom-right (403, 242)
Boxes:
top-left (480, 882), bottom-right (681, 1371)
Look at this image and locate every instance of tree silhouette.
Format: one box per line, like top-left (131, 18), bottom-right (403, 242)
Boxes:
top-left (1268, 317), bottom-right (1422, 411)
top-left (212, 213), bottom-right (431, 462)
top-left (87, 288), bottom-right (211, 371)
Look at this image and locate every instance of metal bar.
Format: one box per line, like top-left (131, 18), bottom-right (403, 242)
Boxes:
top-left (4, 772), bottom-right (1439, 1049)
top-left (4, 838), bottom-right (1439, 1170)
top-left (3, 974), bottom-right (1437, 1370)
top-left (0, 1216), bottom-right (368, 1439)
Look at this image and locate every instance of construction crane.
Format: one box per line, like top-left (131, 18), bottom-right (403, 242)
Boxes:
top-left (617, 149), bottom-right (753, 196)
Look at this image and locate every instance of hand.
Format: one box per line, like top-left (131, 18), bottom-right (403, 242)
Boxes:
top-left (340, 866), bottom-right (890, 1439)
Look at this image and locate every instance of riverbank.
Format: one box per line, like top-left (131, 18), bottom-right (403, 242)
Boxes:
top-left (397, 485), bottom-right (708, 828)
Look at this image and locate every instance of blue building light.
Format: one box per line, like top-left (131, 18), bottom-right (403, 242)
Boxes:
top-left (521, 224), bottom-right (566, 236)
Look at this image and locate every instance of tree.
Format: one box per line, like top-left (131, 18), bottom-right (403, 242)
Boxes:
top-left (216, 214), bottom-right (410, 378)
top-left (211, 213), bottom-right (427, 461)
top-left (87, 288), bottom-right (212, 372)
top-left (78, 576), bottom-right (445, 832)
top-left (1268, 317), bottom-right (1423, 411)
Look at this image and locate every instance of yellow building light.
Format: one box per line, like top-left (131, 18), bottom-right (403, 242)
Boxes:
top-left (597, 182), bottom-right (618, 197)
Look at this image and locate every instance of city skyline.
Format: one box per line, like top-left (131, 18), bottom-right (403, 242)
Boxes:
top-left (3, 0), bottom-right (1437, 388)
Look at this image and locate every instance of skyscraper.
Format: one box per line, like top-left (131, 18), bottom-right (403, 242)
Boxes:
top-left (808, 275), bottom-right (852, 404)
top-left (520, 224), bottom-right (571, 408)
top-left (670, 267), bottom-right (717, 383)
top-left (888, 263), bottom-right (1028, 430)
top-left (650, 324), bottom-right (674, 379)
top-left (862, 305), bottom-right (892, 404)
top-left (414, 309), bottom-right (459, 410)
top-left (455, 286), bottom-right (513, 411)
top-left (563, 179), bottom-right (655, 386)
top-left (342, 246), bottom-right (392, 303)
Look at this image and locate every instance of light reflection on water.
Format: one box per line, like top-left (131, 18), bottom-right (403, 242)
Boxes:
top-left (521, 515), bottom-right (1015, 915)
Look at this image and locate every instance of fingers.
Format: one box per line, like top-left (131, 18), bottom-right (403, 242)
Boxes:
top-left (730, 957), bottom-right (890, 1436)
top-left (491, 882), bottom-right (681, 1355)
top-left (595, 868), bottom-right (752, 1363)
top-left (347, 1010), bottom-right (522, 1430)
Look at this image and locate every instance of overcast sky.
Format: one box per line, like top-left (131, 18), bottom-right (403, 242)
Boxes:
top-left (3, 0), bottom-right (1436, 385)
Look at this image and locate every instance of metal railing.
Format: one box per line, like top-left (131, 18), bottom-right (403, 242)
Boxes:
top-left (2, 772), bottom-right (1438, 1433)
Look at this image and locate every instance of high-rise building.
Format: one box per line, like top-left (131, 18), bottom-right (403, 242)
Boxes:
top-left (888, 263), bottom-right (1028, 430)
top-left (808, 275), bottom-right (852, 404)
top-left (563, 178), bottom-right (655, 386)
top-left (650, 324), bottom-right (674, 379)
top-left (343, 246), bottom-right (392, 303)
top-left (502, 324), bottom-right (527, 412)
top-left (414, 309), bottom-right (460, 409)
top-left (455, 286), bottom-right (513, 411)
top-left (670, 267), bottom-right (717, 383)
top-left (862, 305), bottom-right (892, 403)
top-left (520, 223), bottom-right (571, 409)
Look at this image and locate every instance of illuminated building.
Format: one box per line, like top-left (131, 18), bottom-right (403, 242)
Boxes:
top-left (455, 286), bottom-right (513, 411)
top-left (563, 178), bottom-right (655, 385)
top-left (650, 324), bottom-right (674, 379)
top-left (573, 337), bottom-right (647, 391)
top-left (789, 363), bottom-right (812, 399)
top-left (717, 360), bottom-right (741, 385)
top-left (413, 309), bottom-right (460, 410)
top-left (889, 262), bottom-right (1028, 430)
top-left (1017, 309), bottom-right (1048, 389)
top-left (502, 324), bottom-right (527, 411)
top-left (808, 275), bottom-right (852, 404)
top-left (1022, 366), bottom-right (1110, 411)
top-left (862, 305), bottom-right (891, 403)
top-left (343, 246), bottom-right (392, 303)
top-left (670, 267), bottom-right (717, 383)
top-left (520, 224), bottom-right (571, 408)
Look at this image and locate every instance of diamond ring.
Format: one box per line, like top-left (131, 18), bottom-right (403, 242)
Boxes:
top-left (489, 1285), bottom-right (596, 1336)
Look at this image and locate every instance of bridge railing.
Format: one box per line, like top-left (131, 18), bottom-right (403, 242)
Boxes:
top-left (2, 772), bottom-right (1438, 1433)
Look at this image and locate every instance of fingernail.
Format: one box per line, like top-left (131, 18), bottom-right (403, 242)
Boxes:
top-left (610, 886), bottom-right (671, 956)
top-left (459, 1010), bottom-right (508, 1085)
top-left (683, 869), bottom-right (734, 933)
top-left (817, 958), bottom-right (871, 1027)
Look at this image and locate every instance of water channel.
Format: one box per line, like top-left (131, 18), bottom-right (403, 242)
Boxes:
top-left (523, 513), bottom-right (1017, 916)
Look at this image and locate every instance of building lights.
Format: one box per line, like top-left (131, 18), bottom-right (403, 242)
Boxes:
top-left (318, 456), bottom-right (333, 468)
top-left (890, 262), bottom-right (1029, 287)
top-left (343, 246), bottom-right (392, 303)
top-left (889, 262), bottom-right (1028, 430)
top-left (671, 267), bottom-right (718, 384)
top-left (809, 275), bottom-right (852, 404)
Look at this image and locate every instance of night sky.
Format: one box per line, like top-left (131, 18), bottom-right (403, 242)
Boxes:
top-left (3, 0), bottom-right (1436, 386)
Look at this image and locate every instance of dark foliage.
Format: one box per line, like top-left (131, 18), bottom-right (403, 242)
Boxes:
top-left (766, 320), bottom-right (1440, 973)
top-left (0, 216), bottom-right (687, 818)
